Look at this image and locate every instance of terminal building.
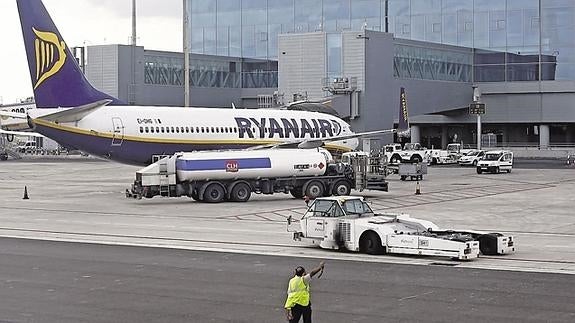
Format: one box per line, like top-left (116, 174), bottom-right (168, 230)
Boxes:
top-left (84, 0), bottom-right (575, 150)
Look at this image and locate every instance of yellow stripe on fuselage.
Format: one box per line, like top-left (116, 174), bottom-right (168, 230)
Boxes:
top-left (33, 118), bottom-right (353, 152)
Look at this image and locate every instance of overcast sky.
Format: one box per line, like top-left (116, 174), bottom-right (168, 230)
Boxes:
top-left (0, 0), bottom-right (182, 104)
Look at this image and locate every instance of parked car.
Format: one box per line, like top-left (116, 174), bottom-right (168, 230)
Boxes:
top-left (458, 150), bottom-right (485, 166)
top-left (17, 141), bottom-right (37, 153)
top-left (476, 150), bottom-right (513, 174)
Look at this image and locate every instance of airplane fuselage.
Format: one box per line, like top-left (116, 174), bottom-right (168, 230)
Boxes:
top-left (30, 106), bottom-right (358, 165)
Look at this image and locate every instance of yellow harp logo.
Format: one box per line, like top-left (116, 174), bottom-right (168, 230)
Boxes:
top-left (33, 27), bottom-right (67, 89)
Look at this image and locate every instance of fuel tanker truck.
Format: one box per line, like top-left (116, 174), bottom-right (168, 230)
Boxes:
top-left (126, 148), bottom-right (388, 203)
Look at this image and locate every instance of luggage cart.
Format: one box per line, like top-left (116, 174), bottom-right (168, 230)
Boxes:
top-left (399, 163), bottom-right (427, 181)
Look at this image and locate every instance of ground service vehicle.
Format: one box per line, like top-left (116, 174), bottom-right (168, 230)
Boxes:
top-left (17, 140), bottom-right (37, 153)
top-left (127, 148), bottom-right (388, 203)
top-left (429, 143), bottom-right (471, 165)
top-left (458, 150), bottom-right (485, 166)
top-left (477, 150), bottom-right (513, 174)
top-left (399, 143), bottom-right (429, 163)
top-left (288, 196), bottom-right (515, 259)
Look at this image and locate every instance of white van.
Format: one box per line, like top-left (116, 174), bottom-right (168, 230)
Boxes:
top-left (476, 150), bottom-right (513, 174)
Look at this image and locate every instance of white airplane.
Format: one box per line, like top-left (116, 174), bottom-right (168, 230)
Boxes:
top-left (13, 0), bottom-right (398, 165)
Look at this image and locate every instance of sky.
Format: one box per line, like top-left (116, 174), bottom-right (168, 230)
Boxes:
top-left (0, 0), bottom-right (182, 105)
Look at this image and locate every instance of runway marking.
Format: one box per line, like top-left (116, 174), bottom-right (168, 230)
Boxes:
top-left (399, 291), bottom-right (434, 301)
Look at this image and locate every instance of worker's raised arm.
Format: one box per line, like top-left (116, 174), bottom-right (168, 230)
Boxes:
top-left (309, 261), bottom-right (325, 278)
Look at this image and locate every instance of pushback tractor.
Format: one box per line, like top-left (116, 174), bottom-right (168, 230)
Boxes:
top-left (287, 196), bottom-right (516, 260)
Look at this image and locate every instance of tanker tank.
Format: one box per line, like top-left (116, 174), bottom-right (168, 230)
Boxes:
top-left (175, 148), bottom-right (333, 181)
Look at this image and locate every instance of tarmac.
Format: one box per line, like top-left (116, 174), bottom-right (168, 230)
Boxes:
top-left (1, 157), bottom-right (574, 275)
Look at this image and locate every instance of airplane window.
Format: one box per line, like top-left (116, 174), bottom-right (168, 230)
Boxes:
top-left (234, 127), bottom-right (237, 133)
top-left (190, 127), bottom-right (194, 133)
top-left (176, 127), bottom-right (180, 133)
top-left (196, 127), bottom-right (200, 133)
top-left (139, 127), bottom-right (143, 133)
top-left (156, 127), bottom-right (159, 133)
top-left (220, 127), bottom-right (224, 133)
top-left (180, 127), bottom-right (184, 133)
top-left (201, 127), bottom-right (205, 133)
top-left (185, 127), bottom-right (189, 133)
top-left (150, 127), bottom-right (155, 133)
top-left (161, 127), bottom-right (165, 133)
top-left (211, 127), bottom-right (215, 133)
top-left (145, 127), bottom-right (149, 133)
top-left (216, 128), bottom-right (219, 133)
top-left (171, 127), bottom-right (174, 133)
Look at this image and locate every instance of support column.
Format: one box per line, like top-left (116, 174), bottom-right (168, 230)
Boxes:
top-left (410, 125), bottom-right (421, 144)
top-left (539, 125), bottom-right (550, 149)
top-left (441, 125), bottom-right (448, 149)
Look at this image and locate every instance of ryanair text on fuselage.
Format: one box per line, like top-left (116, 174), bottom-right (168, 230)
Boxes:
top-left (234, 117), bottom-right (342, 139)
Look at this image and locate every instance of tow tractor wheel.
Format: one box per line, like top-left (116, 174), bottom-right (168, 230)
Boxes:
top-left (506, 168), bottom-right (512, 173)
top-left (290, 187), bottom-right (304, 199)
top-left (203, 183), bottom-right (225, 203)
top-left (230, 182), bottom-right (251, 202)
top-left (410, 155), bottom-right (422, 163)
top-left (390, 155), bottom-right (401, 164)
top-left (359, 231), bottom-right (384, 255)
top-left (332, 180), bottom-right (352, 196)
top-left (304, 180), bottom-right (324, 199)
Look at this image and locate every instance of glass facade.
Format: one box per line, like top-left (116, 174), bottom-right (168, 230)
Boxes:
top-left (145, 56), bottom-right (280, 88)
top-left (188, 0), bottom-right (575, 82)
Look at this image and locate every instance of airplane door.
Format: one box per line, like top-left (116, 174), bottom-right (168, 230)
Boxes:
top-left (111, 117), bottom-right (124, 146)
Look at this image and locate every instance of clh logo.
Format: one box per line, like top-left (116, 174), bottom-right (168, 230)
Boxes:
top-left (226, 160), bottom-right (239, 172)
top-left (33, 27), bottom-right (67, 89)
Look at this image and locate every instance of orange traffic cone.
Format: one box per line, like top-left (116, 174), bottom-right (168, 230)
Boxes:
top-left (23, 186), bottom-right (30, 199)
top-left (415, 181), bottom-right (421, 195)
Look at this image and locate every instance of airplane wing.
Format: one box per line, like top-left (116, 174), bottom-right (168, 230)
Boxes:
top-left (0, 128), bottom-right (45, 138)
top-left (36, 99), bottom-right (112, 123)
top-left (250, 128), bottom-right (396, 150)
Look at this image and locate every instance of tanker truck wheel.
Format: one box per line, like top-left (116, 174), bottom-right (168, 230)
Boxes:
top-left (230, 182), bottom-right (251, 202)
top-left (304, 180), bottom-right (324, 199)
top-left (290, 187), bottom-right (304, 199)
top-left (332, 180), bottom-right (352, 196)
top-left (203, 183), bottom-right (225, 203)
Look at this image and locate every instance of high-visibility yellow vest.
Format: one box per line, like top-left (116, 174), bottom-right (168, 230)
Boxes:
top-left (284, 276), bottom-right (310, 308)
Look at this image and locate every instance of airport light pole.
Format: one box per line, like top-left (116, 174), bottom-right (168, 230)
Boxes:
top-left (470, 85), bottom-right (485, 150)
top-left (183, 0), bottom-right (190, 107)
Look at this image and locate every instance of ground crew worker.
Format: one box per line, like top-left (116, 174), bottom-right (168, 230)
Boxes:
top-left (284, 261), bottom-right (325, 323)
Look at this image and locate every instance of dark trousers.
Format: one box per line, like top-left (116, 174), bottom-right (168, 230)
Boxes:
top-left (289, 304), bottom-right (312, 323)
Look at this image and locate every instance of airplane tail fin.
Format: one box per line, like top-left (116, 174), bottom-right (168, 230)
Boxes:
top-left (397, 87), bottom-right (410, 137)
top-left (16, 0), bottom-right (124, 108)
